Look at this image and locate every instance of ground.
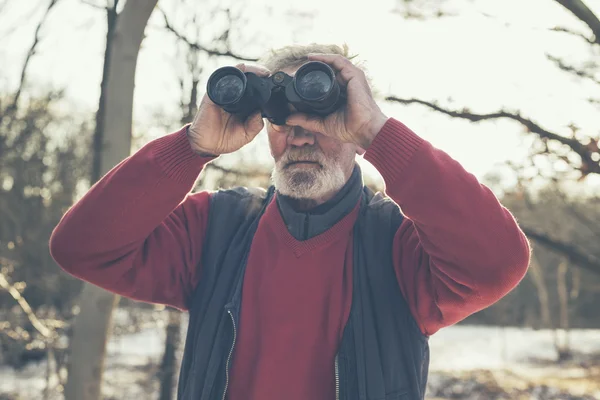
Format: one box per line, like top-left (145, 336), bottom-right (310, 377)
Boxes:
top-left (1, 309), bottom-right (599, 399)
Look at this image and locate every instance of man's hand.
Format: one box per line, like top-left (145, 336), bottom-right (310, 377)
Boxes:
top-left (188, 64), bottom-right (271, 156)
top-left (285, 54), bottom-right (388, 150)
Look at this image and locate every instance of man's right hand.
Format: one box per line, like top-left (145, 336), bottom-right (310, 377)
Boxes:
top-left (188, 64), bottom-right (271, 156)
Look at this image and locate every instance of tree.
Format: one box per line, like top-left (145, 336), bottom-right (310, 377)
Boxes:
top-left (465, 186), bottom-right (600, 334)
top-left (0, 1), bottom-right (89, 383)
top-left (0, 90), bottom-right (91, 370)
top-left (386, 0), bottom-right (600, 274)
top-left (64, 1), bottom-right (158, 399)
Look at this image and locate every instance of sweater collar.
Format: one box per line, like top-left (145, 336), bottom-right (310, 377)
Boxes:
top-left (276, 164), bottom-right (363, 241)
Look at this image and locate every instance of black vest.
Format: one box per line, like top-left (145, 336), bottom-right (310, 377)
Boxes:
top-left (177, 186), bottom-right (429, 400)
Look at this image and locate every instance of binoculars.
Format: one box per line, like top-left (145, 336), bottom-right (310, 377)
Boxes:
top-left (206, 61), bottom-right (344, 126)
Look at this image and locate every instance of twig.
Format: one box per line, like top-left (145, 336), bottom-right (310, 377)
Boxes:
top-left (553, 189), bottom-right (600, 238)
top-left (546, 54), bottom-right (600, 84)
top-left (522, 227), bottom-right (600, 275)
top-left (158, 7), bottom-right (258, 62)
top-left (0, 1), bottom-right (39, 40)
top-left (7, 0), bottom-right (61, 114)
top-left (385, 97), bottom-right (600, 175)
top-left (0, 271), bottom-right (54, 339)
top-left (554, 0), bottom-right (600, 45)
top-left (550, 26), bottom-right (595, 45)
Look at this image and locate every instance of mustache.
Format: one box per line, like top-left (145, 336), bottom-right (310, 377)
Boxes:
top-left (281, 148), bottom-right (325, 165)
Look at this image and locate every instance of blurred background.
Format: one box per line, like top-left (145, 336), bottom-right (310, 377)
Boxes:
top-left (0, 0), bottom-right (599, 399)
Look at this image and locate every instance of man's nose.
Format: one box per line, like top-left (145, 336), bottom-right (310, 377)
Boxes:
top-left (288, 127), bottom-right (316, 147)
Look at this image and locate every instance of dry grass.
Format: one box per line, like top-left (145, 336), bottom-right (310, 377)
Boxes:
top-left (427, 366), bottom-right (600, 399)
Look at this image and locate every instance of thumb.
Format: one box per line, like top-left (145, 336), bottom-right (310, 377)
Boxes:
top-left (286, 113), bottom-right (325, 134)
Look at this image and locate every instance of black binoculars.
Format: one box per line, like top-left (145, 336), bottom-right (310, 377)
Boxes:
top-left (206, 61), bottom-right (344, 126)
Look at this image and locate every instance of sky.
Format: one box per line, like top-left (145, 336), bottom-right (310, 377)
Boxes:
top-left (0, 0), bottom-right (598, 189)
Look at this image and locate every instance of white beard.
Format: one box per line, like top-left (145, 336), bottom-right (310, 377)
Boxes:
top-left (271, 149), bottom-right (348, 200)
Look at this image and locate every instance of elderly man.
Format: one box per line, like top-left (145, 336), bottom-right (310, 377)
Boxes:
top-left (50, 44), bottom-right (530, 400)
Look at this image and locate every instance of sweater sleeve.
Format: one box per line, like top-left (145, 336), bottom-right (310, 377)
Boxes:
top-left (49, 126), bottom-right (215, 310)
top-left (364, 118), bottom-right (531, 336)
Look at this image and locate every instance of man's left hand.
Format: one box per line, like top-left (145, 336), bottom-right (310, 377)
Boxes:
top-left (285, 53), bottom-right (388, 150)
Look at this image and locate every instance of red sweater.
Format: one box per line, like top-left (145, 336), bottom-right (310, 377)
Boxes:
top-left (227, 199), bottom-right (358, 399)
top-left (49, 118), bottom-right (530, 399)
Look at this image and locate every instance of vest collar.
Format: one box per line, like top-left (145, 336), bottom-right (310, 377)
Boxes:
top-left (276, 164), bottom-right (363, 241)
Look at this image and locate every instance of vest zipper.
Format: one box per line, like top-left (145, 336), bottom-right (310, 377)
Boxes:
top-left (303, 215), bottom-right (309, 240)
top-left (335, 354), bottom-right (340, 400)
top-left (222, 309), bottom-right (237, 400)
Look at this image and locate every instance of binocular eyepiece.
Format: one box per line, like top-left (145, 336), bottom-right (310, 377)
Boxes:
top-left (206, 61), bottom-right (344, 126)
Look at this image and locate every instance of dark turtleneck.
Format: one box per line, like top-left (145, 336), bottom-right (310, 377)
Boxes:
top-left (276, 164), bottom-right (363, 241)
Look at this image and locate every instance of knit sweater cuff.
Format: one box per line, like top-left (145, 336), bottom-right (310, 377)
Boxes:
top-left (153, 125), bottom-right (217, 184)
top-left (364, 118), bottom-right (425, 185)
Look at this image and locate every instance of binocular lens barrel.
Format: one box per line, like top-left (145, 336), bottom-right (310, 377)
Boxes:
top-left (295, 70), bottom-right (333, 100)
top-left (213, 75), bottom-right (244, 104)
top-left (293, 62), bottom-right (339, 110)
top-left (207, 67), bottom-right (246, 106)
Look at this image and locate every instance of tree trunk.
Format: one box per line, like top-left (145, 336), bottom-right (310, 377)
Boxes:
top-left (554, 258), bottom-right (572, 361)
top-left (158, 309), bottom-right (182, 400)
top-left (90, 0), bottom-right (118, 183)
top-left (156, 69), bottom-right (200, 399)
top-left (64, 1), bottom-right (158, 399)
top-left (528, 254), bottom-right (552, 329)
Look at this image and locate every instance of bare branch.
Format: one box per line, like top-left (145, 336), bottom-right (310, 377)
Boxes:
top-left (550, 26), bottom-right (595, 44)
top-left (158, 7), bottom-right (258, 62)
top-left (554, 0), bottom-right (600, 45)
top-left (0, 267), bottom-right (55, 339)
top-left (385, 97), bottom-right (600, 175)
top-left (553, 189), bottom-right (600, 238)
top-left (8, 0), bottom-right (61, 113)
top-left (589, 98), bottom-right (600, 109)
top-left (522, 227), bottom-right (600, 275)
top-left (0, 1), bottom-right (39, 40)
top-left (547, 54), bottom-right (600, 84)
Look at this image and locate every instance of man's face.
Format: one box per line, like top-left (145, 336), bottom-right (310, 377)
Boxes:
top-left (267, 64), bottom-right (358, 201)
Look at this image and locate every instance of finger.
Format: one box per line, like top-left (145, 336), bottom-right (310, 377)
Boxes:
top-left (307, 53), bottom-right (353, 71)
top-left (244, 111), bottom-right (265, 137)
top-left (307, 53), bottom-right (360, 85)
top-left (286, 113), bottom-right (326, 135)
top-left (237, 63), bottom-right (271, 77)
